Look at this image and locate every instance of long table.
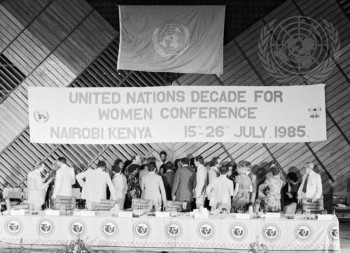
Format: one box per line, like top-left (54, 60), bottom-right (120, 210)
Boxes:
top-left (0, 213), bottom-right (340, 251)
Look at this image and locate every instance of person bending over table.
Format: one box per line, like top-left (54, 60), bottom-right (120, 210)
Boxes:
top-left (76, 161), bottom-right (116, 211)
top-left (28, 162), bottom-right (53, 211)
top-left (141, 162), bottom-right (167, 211)
top-left (281, 172), bottom-right (300, 212)
top-left (206, 163), bottom-right (234, 211)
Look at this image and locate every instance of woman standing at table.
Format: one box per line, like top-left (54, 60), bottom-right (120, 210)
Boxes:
top-left (232, 161), bottom-right (253, 211)
top-left (258, 165), bottom-right (284, 212)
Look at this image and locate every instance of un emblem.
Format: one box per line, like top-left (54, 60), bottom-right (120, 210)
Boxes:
top-left (229, 223), bottom-right (248, 241)
top-left (69, 220), bottom-right (86, 237)
top-left (197, 221), bottom-right (215, 240)
top-left (152, 23), bottom-right (190, 57)
top-left (34, 111), bottom-right (49, 123)
top-left (165, 221), bottom-right (183, 240)
top-left (328, 224), bottom-right (339, 241)
top-left (37, 218), bottom-right (55, 236)
top-left (133, 221), bottom-right (151, 239)
top-left (100, 220), bottom-right (118, 238)
top-left (294, 224), bottom-right (313, 242)
top-left (4, 218), bottom-right (23, 236)
top-left (308, 107), bottom-right (322, 118)
top-left (262, 223), bottom-right (281, 242)
top-left (258, 16), bottom-right (341, 84)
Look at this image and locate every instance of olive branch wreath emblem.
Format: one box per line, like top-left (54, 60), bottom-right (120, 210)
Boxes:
top-left (258, 18), bottom-right (341, 84)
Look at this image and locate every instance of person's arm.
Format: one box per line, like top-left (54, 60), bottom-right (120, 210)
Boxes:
top-left (52, 171), bottom-right (62, 199)
top-left (258, 181), bottom-right (267, 199)
top-left (195, 168), bottom-right (206, 198)
top-left (297, 175), bottom-right (305, 202)
top-left (313, 174), bottom-right (323, 201)
top-left (35, 174), bottom-right (51, 191)
top-left (76, 171), bottom-right (87, 188)
top-left (250, 173), bottom-right (257, 202)
top-left (158, 176), bottom-right (167, 205)
top-left (171, 170), bottom-right (180, 200)
top-left (206, 180), bottom-right (214, 199)
top-left (70, 168), bottom-right (76, 185)
top-left (106, 175), bottom-right (116, 200)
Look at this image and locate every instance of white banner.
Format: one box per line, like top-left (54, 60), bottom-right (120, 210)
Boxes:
top-left (28, 85), bottom-right (327, 144)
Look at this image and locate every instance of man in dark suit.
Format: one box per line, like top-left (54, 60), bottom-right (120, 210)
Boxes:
top-left (172, 157), bottom-right (195, 211)
top-left (162, 161), bottom-right (175, 200)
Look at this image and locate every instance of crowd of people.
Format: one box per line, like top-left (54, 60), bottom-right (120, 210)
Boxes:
top-left (25, 151), bottom-right (323, 213)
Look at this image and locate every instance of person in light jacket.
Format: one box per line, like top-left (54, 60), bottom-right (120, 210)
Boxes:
top-left (76, 161), bottom-right (116, 210)
top-left (27, 162), bottom-right (53, 211)
top-left (52, 157), bottom-right (75, 199)
top-left (141, 162), bottom-right (167, 211)
top-left (112, 164), bottom-right (127, 210)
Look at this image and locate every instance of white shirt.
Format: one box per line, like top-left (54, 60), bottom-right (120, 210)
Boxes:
top-left (76, 168), bottom-right (116, 202)
top-left (52, 164), bottom-right (75, 199)
top-left (206, 174), bottom-right (234, 207)
top-left (208, 166), bottom-right (219, 185)
top-left (27, 170), bottom-right (48, 207)
top-left (298, 170), bottom-right (322, 199)
top-left (112, 173), bottom-right (127, 199)
top-left (195, 165), bottom-right (207, 198)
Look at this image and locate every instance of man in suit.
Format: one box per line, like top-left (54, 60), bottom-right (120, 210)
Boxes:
top-left (172, 157), bottom-right (196, 211)
top-left (141, 162), bottom-right (167, 211)
top-left (52, 157), bottom-right (76, 200)
top-left (298, 162), bottom-right (322, 203)
top-left (194, 156), bottom-right (208, 208)
top-left (112, 164), bottom-right (127, 210)
top-left (162, 161), bottom-right (175, 200)
top-left (76, 161), bottom-right (116, 210)
top-left (27, 162), bottom-right (53, 211)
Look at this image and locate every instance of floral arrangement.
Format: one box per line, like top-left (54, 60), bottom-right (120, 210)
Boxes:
top-left (56, 236), bottom-right (93, 253)
top-left (248, 236), bottom-right (270, 253)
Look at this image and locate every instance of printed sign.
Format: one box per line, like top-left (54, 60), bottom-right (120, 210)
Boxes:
top-left (28, 85), bottom-right (326, 144)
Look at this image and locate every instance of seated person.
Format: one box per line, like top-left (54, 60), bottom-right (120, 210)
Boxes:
top-left (258, 165), bottom-right (284, 212)
top-left (206, 163), bottom-right (234, 211)
top-left (232, 161), bottom-right (253, 211)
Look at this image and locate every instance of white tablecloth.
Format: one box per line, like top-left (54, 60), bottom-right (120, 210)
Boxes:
top-left (0, 213), bottom-right (340, 251)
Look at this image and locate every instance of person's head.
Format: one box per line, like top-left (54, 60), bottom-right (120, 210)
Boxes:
top-left (237, 161), bottom-right (251, 174)
top-left (165, 161), bottom-right (174, 172)
top-left (160, 151), bottom-right (167, 163)
top-left (97, 160), bottom-right (106, 169)
top-left (123, 160), bottom-right (132, 170)
top-left (287, 172), bottom-right (298, 184)
top-left (305, 162), bottom-right (314, 174)
top-left (35, 162), bottom-right (45, 172)
top-left (180, 157), bottom-right (190, 167)
top-left (56, 157), bottom-right (66, 167)
top-left (219, 163), bottom-right (229, 175)
top-left (210, 157), bottom-right (222, 168)
top-left (221, 161), bottom-right (231, 176)
top-left (113, 159), bottom-right (122, 167)
top-left (141, 157), bottom-right (147, 165)
top-left (131, 155), bottom-right (141, 165)
top-left (190, 157), bottom-right (196, 169)
top-left (174, 159), bottom-right (181, 169)
top-left (194, 156), bottom-right (204, 167)
top-left (148, 162), bottom-right (157, 172)
top-left (270, 164), bottom-right (280, 176)
top-left (112, 164), bottom-right (122, 174)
